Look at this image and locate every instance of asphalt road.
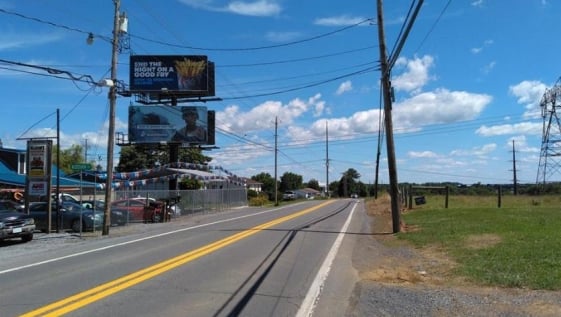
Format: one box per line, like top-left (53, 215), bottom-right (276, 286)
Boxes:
top-left (0, 199), bottom-right (366, 317)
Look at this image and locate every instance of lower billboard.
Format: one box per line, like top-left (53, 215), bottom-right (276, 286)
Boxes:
top-left (128, 105), bottom-right (214, 145)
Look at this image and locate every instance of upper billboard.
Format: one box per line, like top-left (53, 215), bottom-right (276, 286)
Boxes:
top-left (129, 55), bottom-right (215, 98)
top-left (128, 105), bottom-right (214, 145)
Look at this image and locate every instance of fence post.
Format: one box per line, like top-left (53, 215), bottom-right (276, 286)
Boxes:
top-left (408, 184), bottom-right (412, 209)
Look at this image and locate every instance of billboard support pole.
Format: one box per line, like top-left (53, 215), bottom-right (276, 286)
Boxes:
top-left (169, 96), bottom-right (179, 191)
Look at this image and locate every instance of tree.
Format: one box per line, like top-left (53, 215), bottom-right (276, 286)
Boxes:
top-left (306, 178), bottom-right (320, 191)
top-left (251, 172), bottom-right (276, 197)
top-left (178, 177), bottom-right (201, 190)
top-left (52, 144), bottom-right (85, 174)
top-left (116, 145), bottom-right (212, 172)
top-left (280, 172), bottom-right (303, 192)
top-left (338, 168), bottom-right (361, 197)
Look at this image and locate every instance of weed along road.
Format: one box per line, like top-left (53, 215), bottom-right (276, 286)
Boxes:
top-left (0, 199), bottom-right (366, 317)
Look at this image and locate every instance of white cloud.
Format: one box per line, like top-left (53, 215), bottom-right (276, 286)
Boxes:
top-left (408, 151), bottom-right (438, 158)
top-left (471, 39), bottom-right (493, 54)
top-left (309, 94), bottom-right (327, 117)
top-left (507, 135), bottom-right (540, 153)
top-left (509, 80), bottom-right (548, 118)
top-left (471, 47), bottom-right (482, 54)
top-left (481, 61), bottom-right (496, 74)
top-left (392, 55), bottom-right (435, 94)
top-left (471, 0), bottom-right (484, 7)
top-left (0, 32), bottom-right (63, 51)
top-left (179, 0), bottom-right (281, 16)
top-left (476, 122), bottom-right (542, 137)
top-left (336, 80), bottom-right (352, 95)
top-left (314, 15), bottom-right (368, 26)
top-left (450, 143), bottom-right (497, 157)
top-left (227, 0), bottom-right (281, 16)
top-left (216, 95), bottom-right (326, 133)
top-left (393, 88), bottom-right (492, 130)
top-left (265, 31), bottom-right (301, 42)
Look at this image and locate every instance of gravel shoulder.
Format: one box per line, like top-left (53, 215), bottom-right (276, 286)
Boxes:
top-left (346, 197), bottom-right (561, 317)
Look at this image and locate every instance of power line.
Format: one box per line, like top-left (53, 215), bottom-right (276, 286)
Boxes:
top-left (129, 18), bottom-right (374, 52)
top-left (0, 58), bottom-right (101, 87)
top-left (0, 7), bottom-right (371, 52)
top-left (414, 0), bottom-right (453, 53)
top-left (218, 45), bottom-right (377, 68)
top-left (0, 8), bottom-right (112, 43)
top-left (221, 66), bottom-right (377, 100)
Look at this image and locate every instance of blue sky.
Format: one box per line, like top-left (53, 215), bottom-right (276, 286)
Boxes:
top-left (0, 0), bottom-right (559, 186)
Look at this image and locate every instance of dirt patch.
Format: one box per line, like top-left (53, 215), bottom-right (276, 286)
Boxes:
top-left (465, 233), bottom-right (502, 249)
top-left (361, 195), bottom-right (460, 286)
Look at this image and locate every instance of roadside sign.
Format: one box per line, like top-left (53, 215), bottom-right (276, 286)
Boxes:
top-left (71, 163), bottom-right (92, 171)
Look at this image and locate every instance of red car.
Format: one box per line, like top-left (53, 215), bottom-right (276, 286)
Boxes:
top-left (111, 198), bottom-right (164, 223)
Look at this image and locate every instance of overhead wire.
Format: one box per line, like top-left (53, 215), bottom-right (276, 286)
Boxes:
top-left (221, 66), bottom-right (378, 100)
top-left (129, 18), bottom-right (374, 52)
top-left (0, 8), bottom-right (112, 43)
top-left (218, 45), bottom-right (377, 68)
top-left (414, 0), bottom-right (453, 53)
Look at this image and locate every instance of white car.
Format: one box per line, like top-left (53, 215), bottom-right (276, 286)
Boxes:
top-left (282, 191), bottom-right (296, 200)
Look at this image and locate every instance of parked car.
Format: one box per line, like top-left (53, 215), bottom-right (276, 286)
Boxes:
top-left (131, 196), bottom-right (181, 217)
top-left (0, 199), bottom-right (25, 212)
top-left (38, 193), bottom-right (81, 204)
top-left (111, 198), bottom-right (164, 223)
top-left (81, 200), bottom-right (127, 226)
top-left (0, 210), bottom-right (35, 242)
top-left (28, 201), bottom-right (104, 233)
top-left (282, 191), bottom-right (296, 200)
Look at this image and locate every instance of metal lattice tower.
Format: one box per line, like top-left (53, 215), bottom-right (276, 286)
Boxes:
top-left (536, 77), bottom-right (561, 186)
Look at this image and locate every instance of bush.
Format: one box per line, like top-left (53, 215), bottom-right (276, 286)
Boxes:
top-left (249, 194), bottom-right (269, 206)
top-left (247, 189), bottom-right (258, 199)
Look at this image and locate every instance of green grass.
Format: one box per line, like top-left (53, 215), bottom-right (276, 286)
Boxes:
top-left (398, 195), bottom-right (561, 290)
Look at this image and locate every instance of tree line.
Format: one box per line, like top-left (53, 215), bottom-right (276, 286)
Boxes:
top-left (52, 144), bottom-right (561, 197)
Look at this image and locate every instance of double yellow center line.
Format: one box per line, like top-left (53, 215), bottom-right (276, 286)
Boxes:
top-left (22, 200), bottom-right (334, 317)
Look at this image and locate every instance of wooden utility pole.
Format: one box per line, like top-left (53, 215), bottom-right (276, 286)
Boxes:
top-left (512, 140), bottom-right (518, 195)
top-left (377, 0), bottom-right (401, 233)
top-left (274, 116), bottom-right (278, 206)
top-left (325, 121), bottom-right (329, 197)
top-left (103, 0), bottom-right (121, 235)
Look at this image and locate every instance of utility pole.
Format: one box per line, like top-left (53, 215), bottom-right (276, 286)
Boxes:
top-left (56, 108), bottom-right (60, 233)
top-left (103, 0), bottom-right (122, 235)
top-left (377, 0), bottom-right (401, 233)
top-left (325, 121), bottom-right (329, 198)
top-left (512, 140), bottom-right (518, 195)
top-left (274, 116), bottom-right (278, 206)
top-left (169, 96), bottom-right (179, 192)
top-left (84, 138), bottom-right (88, 162)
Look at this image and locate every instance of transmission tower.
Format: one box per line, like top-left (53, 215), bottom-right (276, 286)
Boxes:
top-left (536, 77), bottom-right (561, 186)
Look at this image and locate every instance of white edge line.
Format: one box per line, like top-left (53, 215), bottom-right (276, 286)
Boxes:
top-left (0, 204), bottom-right (298, 275)
top-left (296, 201), bottom-right (358, 317)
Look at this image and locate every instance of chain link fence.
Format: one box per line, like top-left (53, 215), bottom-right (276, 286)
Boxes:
top-left (113, 188), bottom-right (248, 219)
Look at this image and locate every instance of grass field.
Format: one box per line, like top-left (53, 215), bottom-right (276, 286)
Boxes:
top-left (397, 194), bottom-right (561, 290)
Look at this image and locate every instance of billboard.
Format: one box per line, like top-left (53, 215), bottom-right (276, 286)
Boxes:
top-left (129, 55), bottom-right (215, 98)
top-left (129, 105), bottom-right (215, 145)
